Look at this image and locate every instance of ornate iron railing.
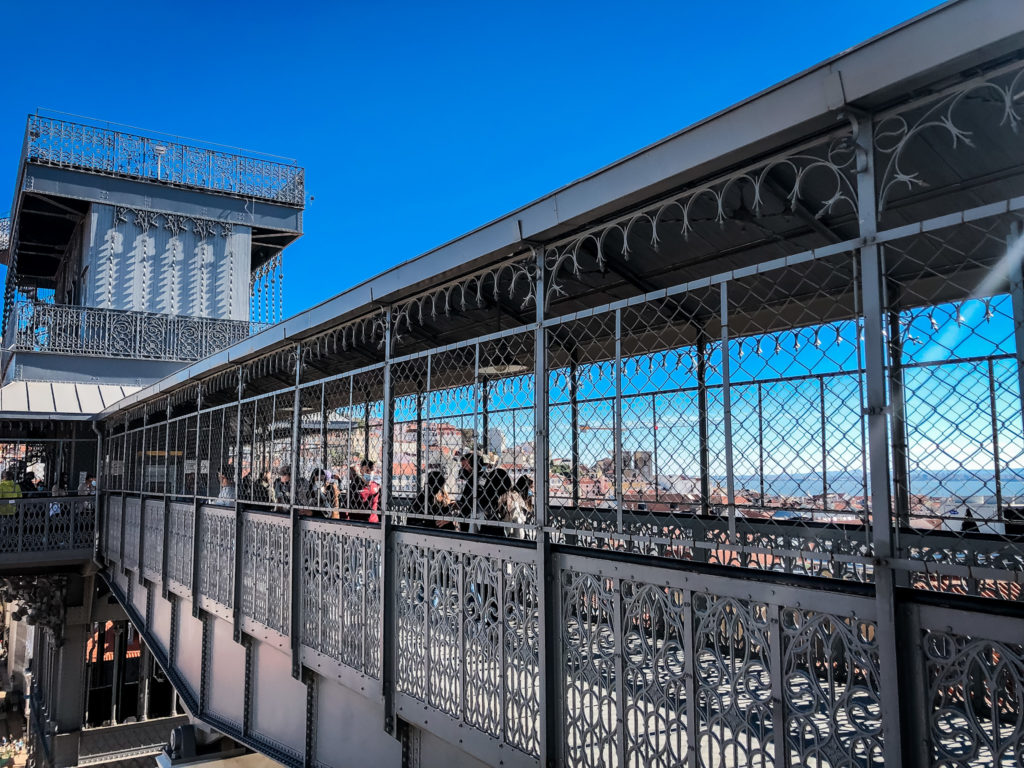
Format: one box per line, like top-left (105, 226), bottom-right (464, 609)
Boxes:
top-left (25, 115), bottom-right (304, 206)
top-left (6, 301), bottom-right (261, 362)
top-left (0, 496), bottom-right (95, 562)
top-left (0, 217), bottom-right (9, 252)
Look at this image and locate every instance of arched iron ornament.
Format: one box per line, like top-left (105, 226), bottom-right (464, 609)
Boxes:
top-left (301, 310), bottom-right (389, 365)
top-left (875, 59), bottom-right (1024, 210)
top-left (390, 254), bottom-right (536, 343)
top-left (544, 132), bottom-right (859, 308)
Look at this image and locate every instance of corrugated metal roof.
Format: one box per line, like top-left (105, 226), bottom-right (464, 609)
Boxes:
top-left (0, 381), bottom-right (139, 418)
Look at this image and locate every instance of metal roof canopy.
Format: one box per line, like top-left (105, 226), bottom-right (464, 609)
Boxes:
top-left (102, 0), bottom-right (1024, 417)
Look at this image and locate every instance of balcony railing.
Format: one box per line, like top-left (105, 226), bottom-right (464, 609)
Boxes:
top-left (0, 496), bottom-right (95, 565)
top-left (0, 217), bottom-right (9, 252)
top-left (25, 115), bottom-right (304, 206)
top-left (7, 301), bottom-right (260, 362)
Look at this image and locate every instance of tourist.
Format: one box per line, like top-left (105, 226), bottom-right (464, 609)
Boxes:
top-left (216, 467), bottom-right (235, 505)
top-left (456, 452), bottom-right (485, 523)
top-left (78, 473), bottom-right (96, 496)
top-left (478, 468), bottom-right (512, 536)
top-left (273, 466), bottom-right (292, 511)
top-left (308, 468), bottom-right (338, 517)
top-left (409, 470), bottom-right (457, 530)
top-left (18, 471), bottom-right (38, 497)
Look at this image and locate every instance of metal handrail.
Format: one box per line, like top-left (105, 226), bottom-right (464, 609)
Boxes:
top-left (25, 115), bottom-right (305, 206)
top-left (5, 301), bottom-right (264, 362)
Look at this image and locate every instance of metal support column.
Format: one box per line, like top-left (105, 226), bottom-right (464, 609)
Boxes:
top-left (697, 337), bottom-right (711, 516)
top-left (1006, 222), bottom-right (1024, 441)
top-left (191, 385), bottom-right (204, 619)
top-left (855, 111), bottom-right (907, 768)
top-left (614, 309), bottom-right (623, 534)
top-left (233, 371), bottom-right (246, 643)
top-left (381, 310), bottom-right (399, 737)
top-left (534, 253), bottom-right (560, 768)
top-left (289, 343), bottom-right (303, 678)
top-left (720, 283), bottom-right (736, 542)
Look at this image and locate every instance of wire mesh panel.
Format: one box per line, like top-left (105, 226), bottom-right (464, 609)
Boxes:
top-left (196, 405), bottom-right (238, 502)
top-left (546, 287), bottom-right (725, 554)
top-left (166, 500), bottom-right (194, 592)
top-left (106, 433), bottom-right (125, 492)
top-left (394, 331), bottom-right (536, 535)
top-left (394, 531), bottom-right (539, 757)
top-left (167, 415), bottom-right (197, 498)
top-left (389, 357), bottom-right (429, 511)
top-left (240, 510), bottom-right (290, 635)
top-left (323, 367), bottom-right (385, 519)
top-left (299, 519), bottom-right (382, 679)
top-left (142, 423), bottom-right (168, 494)
top-left (142, 498), bottom-right (164, 581)
top-left (884, 215), bottom-right (1024, 599)
top-left (295, 382), bottom-right (332, 515)
top-left (238, 391), bottom-right (294, 510)
top-left (197, 504), bottom-right (234, 611)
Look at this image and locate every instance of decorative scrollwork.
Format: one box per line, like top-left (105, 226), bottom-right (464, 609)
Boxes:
top-left (391, 255), bottom-right (536, 342)
top-left (300, 522), bottom-right (382, 678)
top-left (9, 301), bottom-right (254, 362)
top-left (198, 506), bottom-right (235, 609)
top-left (782, 608), bottom-right (883, 766)
top-left (241, 512), bottom-right (290, 635)
top-left (924, 629), bottom-right (1024, 766)
top-left (26, 115), bottom-right (304, 205)
top-left (875, 60), bottom-right (1024, 209)
top-left (544, 134), bottom-right (857, 307)
top-left (395, 538), bottom-right (539, 756)
top-left (301, 311), bottom-right (388, 363)
top-left (693, 592), bottom-right (773, 768)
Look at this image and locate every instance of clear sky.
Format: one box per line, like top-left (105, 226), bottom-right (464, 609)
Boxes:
top-left (0, 0), bottom-right (943, 319)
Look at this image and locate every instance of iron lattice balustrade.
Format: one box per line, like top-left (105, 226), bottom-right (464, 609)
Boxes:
top-left (0, 496), bottom-right (95, 557)
top-left (7, 301), bottom-right (260, 362)
top-left (25, 115), bottom-right (305, 206)
top-left (0, 217), bottom-right (9, 252)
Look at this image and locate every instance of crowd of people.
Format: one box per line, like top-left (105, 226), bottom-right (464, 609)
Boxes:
top-left (216, 451), bottom-right (534, 538)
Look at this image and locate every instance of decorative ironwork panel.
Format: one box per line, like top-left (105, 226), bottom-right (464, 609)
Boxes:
top-left (300, 520), bottom-right (382, 678)
top-left (26, 115), bottom-right (304, 205)
top-left (781, 607), bottom-right (883, 766)
top-left (921, 614), bottom-right (1024, 767)
top-left (198, 505), bottom-right (235, 610)
top-left (106, 496), bottom-right (122, 563)
top-left (8, 301), bottom-right (256, 362)
top-left (560, 568), bottom-right (617, 768)
top-left (142, 499), bottom-right (164, 580)
top-left (123, 497), bottom-right (141, 570)
top-left (395, 534), bottom-right (539, 757)
top-left (241, 512), bottom-right (290, 635)
top-left (692, 592), bottom-right (774, 767)
top-left (621, 580), bottom-right (689, 768)
top-left (167, 501), bottom-right (194, 589)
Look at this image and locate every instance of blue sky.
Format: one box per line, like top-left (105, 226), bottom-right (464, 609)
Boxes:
top-left (0, 0), bottom-right (944, 319)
